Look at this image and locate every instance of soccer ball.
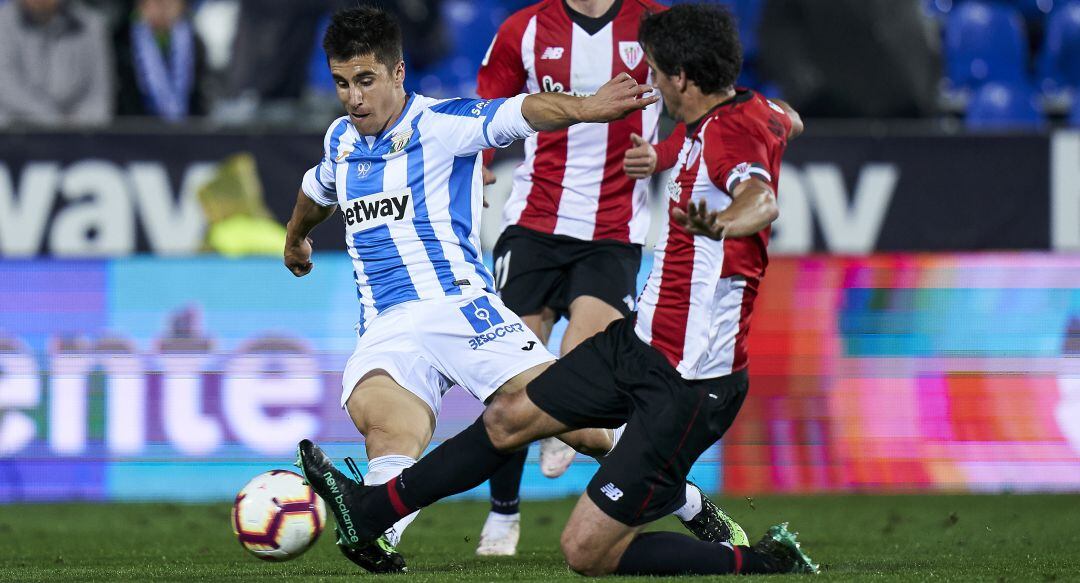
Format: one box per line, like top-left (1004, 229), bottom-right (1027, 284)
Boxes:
top-left (232, 469), bottom-right (327, 561)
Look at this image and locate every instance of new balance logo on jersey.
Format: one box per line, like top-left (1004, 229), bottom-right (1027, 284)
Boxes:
top-left (541, 46), bottom-right (564, 60)
top-left (343, 188), bottom-right (415, 235)
top-left (600, 483), bottom-right (623, 501)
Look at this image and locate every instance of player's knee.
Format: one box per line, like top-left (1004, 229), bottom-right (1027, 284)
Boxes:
top-left (359, 421), bottom-right (425, 456)
top-left (482, 391), bottom-right (533, 451)
top-left (560, 530), bottom-right (613, 577)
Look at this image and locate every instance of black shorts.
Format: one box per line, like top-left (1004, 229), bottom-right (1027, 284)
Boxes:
top-left (526, 315), bottom-right (749, 526)
top-left (492, 225), bottom-right (641, 320)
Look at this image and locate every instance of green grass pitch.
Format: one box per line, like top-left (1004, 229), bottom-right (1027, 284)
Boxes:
top-left (1, 494), bottom-right (1077, 582)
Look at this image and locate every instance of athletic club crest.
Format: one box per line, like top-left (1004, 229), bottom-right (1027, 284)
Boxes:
top-left (619, 42), bottom-right (644, 70)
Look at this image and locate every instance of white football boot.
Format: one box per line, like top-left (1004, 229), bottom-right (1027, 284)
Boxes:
top-left (476, 512), bottom-right (520, 556)
top-left (539, 437), bottom-right (576, 478)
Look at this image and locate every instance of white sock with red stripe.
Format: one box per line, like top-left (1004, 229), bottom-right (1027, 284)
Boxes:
top-left (365, 455), bottom-right (419, 547)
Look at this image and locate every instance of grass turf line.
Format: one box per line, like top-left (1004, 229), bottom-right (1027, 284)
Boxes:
top-left (0, 494), bottom-right (1077, 582)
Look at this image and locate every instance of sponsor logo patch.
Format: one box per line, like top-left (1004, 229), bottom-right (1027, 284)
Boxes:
top-left (468, 323), bottom-right (525, 350)
top-left (460, 296), bottom-right (505, 333)
top-left (666, 178), bottom-right (682, 203)
top-left (460, 297), bottom-right (527, 350)
top-left (342, 188), bottom-right (415, 234)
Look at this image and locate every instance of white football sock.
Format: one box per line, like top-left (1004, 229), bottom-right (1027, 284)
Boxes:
top-left (365, 454), bottom-right (419, 547)
top-left (604, 424), bottom-right (627, 457)
top-left (485, 511), bottom-right (520, 524)
top-left (672, 483), bottom-right (703, 521)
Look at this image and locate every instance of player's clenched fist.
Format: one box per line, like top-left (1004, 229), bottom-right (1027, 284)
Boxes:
top-left (623, 133), bottom-right (657, 179)
top-left (284, 237), bottom-right (315, 277)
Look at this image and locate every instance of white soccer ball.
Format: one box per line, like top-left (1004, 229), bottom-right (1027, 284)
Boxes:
top-left (232, 469), bottom-right (327, 561)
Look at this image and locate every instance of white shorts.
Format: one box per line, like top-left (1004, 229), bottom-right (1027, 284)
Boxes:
top-left (340, 292), bottom-right (556, 417)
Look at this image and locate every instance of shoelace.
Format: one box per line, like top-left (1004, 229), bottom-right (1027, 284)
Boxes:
top-left (344, 456), bottom-right (364, 485)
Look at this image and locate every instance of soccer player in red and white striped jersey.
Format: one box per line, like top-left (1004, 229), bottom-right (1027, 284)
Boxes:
top-left (335, 4), bottom-right (819, 576)
top-left (473, 0), bottom-right (688, 556)
top-left (480, 0), bottom-right (677, 243)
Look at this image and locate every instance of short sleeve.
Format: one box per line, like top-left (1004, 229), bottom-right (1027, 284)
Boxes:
top-left (476, 28), bottom-right (527, 99)
top-left (301, 157), bottom-right (337, 207)
top-left (300, 120), bottom-right (346, 207)
top-left (703, 120), bottom-right (773, 195)
top-left (421, 94), bottom-right (535, 156)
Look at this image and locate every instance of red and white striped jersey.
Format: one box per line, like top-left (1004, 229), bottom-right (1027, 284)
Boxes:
top-left (477, 0), bottom-right (666, 244)
top-left (635, 89), bottom-right (792, 379)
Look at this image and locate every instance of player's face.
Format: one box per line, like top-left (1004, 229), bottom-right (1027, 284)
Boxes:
top-left (330, 55), bottom-right (407, 136)
top-left (645, 54), bottom-right (683, 121)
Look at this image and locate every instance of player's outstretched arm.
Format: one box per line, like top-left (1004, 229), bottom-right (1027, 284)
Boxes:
top-left (673, 178), bottom-right (779, 240)
top-left (284, 189), bottom-right (336, 277)
top-left (521, 72), bottom-right (659, 131)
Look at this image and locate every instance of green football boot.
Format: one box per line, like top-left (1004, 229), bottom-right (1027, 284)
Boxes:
top-left (750, 522), bottom-right (820, 574)
top-left (295, 440), bottom-right (406, 573)
top-left (679, 482), bottom-right (749, 546)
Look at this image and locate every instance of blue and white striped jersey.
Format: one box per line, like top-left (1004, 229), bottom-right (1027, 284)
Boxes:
top-left (301, 93), bottom-right (535, 331)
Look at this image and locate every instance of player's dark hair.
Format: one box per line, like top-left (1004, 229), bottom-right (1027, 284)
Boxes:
top-left (639, 4), bottom-right (742, 94)
top-left (323, 6), bottom-right (404, 70)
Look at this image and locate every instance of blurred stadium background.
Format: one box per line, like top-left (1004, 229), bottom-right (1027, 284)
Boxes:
top-left (1, 0), bottom-right (1079, 514)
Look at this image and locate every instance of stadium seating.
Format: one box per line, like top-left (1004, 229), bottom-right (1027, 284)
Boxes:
top-left (1070, 94), bottom-right (1080, 124)
top-left (945, 1), bottom-right (1029, 90)
top-left (966, 80), bottom-right (1046, 128)
top-left (1039, 0), bottom-right (1080, 91)
top-left (415, 0), bottom-right (505, 98)
top-left (1012, 0), bottom-right (1058, 20)
top-left (306, 15), bottom-right (335, 94)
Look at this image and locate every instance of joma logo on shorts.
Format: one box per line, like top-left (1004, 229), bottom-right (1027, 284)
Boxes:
top-left (343, 188), bottom-right (415, 234)
top-left (469, 323), bottom-right (524, 350)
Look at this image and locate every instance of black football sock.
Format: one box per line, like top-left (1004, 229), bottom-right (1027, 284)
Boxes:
top-left (487, 447), bottom-right (526, 515)
top-left (614, 532), bottom-right (770, 576)
top-left (359, 416), bottom-right (516, 532)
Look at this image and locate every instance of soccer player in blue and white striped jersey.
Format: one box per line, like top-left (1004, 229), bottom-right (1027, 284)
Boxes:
top-left (283, 7), bottom-right (657, 573)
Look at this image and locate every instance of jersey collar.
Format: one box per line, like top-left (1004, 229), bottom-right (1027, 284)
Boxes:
top-left (686, 88), bottom-right (753, 137)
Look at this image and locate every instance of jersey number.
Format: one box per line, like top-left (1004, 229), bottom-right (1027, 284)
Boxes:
top-left (493, 250), bottom-right (511, 291)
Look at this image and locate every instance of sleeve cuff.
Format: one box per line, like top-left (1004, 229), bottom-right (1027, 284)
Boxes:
top-left (484, 94), bottom-right (535, 148)
top-left (301, 167), bottom-right (337, 207)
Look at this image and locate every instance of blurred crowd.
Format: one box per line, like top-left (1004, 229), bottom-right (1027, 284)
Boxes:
top-left (0, 0), bottom-right (1078, 129)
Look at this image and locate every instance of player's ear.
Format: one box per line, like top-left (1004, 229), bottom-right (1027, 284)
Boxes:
top-left (392, 60), bottom-right (405, 87)
top-left (676, 70), bottom-right (689, 93)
